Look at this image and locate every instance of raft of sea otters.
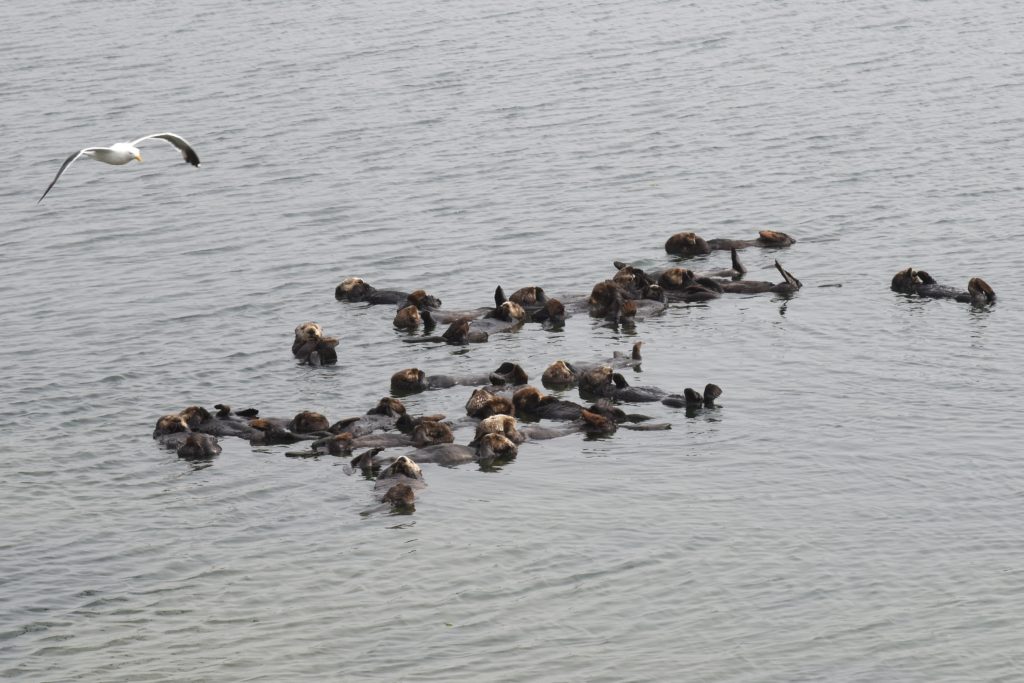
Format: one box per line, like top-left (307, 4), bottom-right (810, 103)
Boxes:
top-left (153, 229), bottom-right (995, 512)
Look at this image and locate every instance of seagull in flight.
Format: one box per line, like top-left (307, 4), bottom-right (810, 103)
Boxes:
top-left (38, 132), bottom-right (201, 203)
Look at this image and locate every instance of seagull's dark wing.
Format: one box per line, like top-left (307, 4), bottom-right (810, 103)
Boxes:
top-left (38, 148), bottom-right (96, 203)
top-left (131, 132), bottom-right (200, 167)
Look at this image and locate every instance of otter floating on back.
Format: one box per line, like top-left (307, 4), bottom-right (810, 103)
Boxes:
top-left (891, 268), bottom-right (995, 306)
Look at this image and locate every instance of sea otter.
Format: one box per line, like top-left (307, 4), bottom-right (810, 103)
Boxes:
top-left (335, 277), bottom-right (442, 308)
top-left (291, 322), bottom-right (339, 366)
top-left (390, 362), bottom-right (528, 395)
top-left (541, 342), bottom-right (644, 390)
top-left (175, 433), bottom-right (222, 460)
top-left (665, 230), bottom-right (796, 256)
top-left (891, 268), bottom-right (995, 306)
top-left (374, 456), bottom-right (425, 512)
top-left (465, 388), bottom-right (515, 419)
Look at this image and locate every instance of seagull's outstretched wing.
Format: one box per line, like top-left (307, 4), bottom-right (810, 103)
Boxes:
top-left (38, 148), bottom-right (98, 203)
top-left (131, 133), bottom-right (201, 167)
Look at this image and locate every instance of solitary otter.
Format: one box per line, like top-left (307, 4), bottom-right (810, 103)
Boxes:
top-left (292, 322), bottom-right (339, 366)
top-left (891, 268), bottom-right (995, 306)
top-left (665, 230), bottom-right (795, 256)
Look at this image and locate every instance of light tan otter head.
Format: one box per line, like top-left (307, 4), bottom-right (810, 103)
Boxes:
top-left (476, 433), bottom-right (518, 459)
top-left (393, 305), bottom-right (422, 329)
top-left (664, 231), bottom-right (710, 256)
top-left (335, 277), bottom-right (371, 301)
top-left (293, 321), bottom-right (323, 342)
top-left (289, 411), bottom-right (329, 433)
top-left (153, 414), bottom-right (189, 437)
top-left (380, 455), bottom-right (423, 481)
top-left (465, 388), bottom-right (514, 419)
top-left (474, 414), bottom-right (521, 444)
top-left (542, 360), bottom-right (578, 389)
top-left (757, 230), bottom-right (795, 246)
top-left (390, 368), bottom-right (427, 394)
top-left (496, 301), bottom-right (527, 322)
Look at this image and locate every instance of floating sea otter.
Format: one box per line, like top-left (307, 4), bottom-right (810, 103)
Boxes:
top-left (390, 362), bottom-right (528, 394)
top-left (665, 230), bottom-right (796, 257)
top-left (890, 268), bottom-right (995, 306)
top-left (374, 456), bottom-right (425, 513)
top-left (335, 277), bottom-right (443, 308)
top-left (291, 322), bottom-right (339, 366)
top-left (541, 342), bottom-right (643, 390)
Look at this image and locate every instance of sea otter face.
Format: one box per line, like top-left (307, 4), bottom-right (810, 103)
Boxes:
top-left (412, 419), bottom-right (454, 447)
top-left (177, 433), bottom-right (222, 459)
top-left (153, 414), bottom-right (189, 437)
top-left (393, 305), bottom-right (422, 329)
top-left (588, 280), bottom-right (620, 309)
top-left (369, 397), bottom-right (407, 417)
top-left (578, 366), bottom-right (615, 397)
top-left (476, 433), bottom-right (518, 459)
top-left (441, 319), bottom-right (471, 345)
top-left (475, 414), bottom-right (521, 444)
top-left (289, 411), bottom-right (330, 433)
top-left (664, 231), bottom-right (711, 256)
top-left (498, 301), bottom-right (527, 322)
top-left (512, 386), bottom-right (550, 414)
top-left (757, 230), bottom-right (795, 246)
top-left (465, 388), bottom-right (514, 419)
top-left (178, 405), bottom-right (212, 429)
top-left (406, 289), bottom-right (442, 310)
top-left (540, 299), bottom-right (566, 326)
top-left (490, 362), bottom-right (528, 387)
top-left (890, 267), bottom-right (920, 293)
top-left (580, 409), bottom-right (616, 435)
top-left (967, 277), bottom-right (996, 304)
top-left (391, 368), bottom-right (427, 394)
top-left (294, 321), bottom-right (323, 342)
top-left (335, 277), bottom-right (372, 301)
top-left (381, 482), bottom-right (416, 511)
top-left (659, 267), bottom-right (694, 290)
top-left (542, 360), bottom-right (578, 389)
top-left (380, 455), bottom-right (423, 481)
top-left (509, 286), bottom-right (546, 306)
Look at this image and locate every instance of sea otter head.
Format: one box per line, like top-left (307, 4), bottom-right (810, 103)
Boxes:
top-left (513, 385), bottom-right (553, 415)
top-left (476, 433), bottom-right (518, 460)
top-left (176, 433), bottom-right (222, 460)
top-left (381, 482), bottom-right (416, 512)
top-left (393, 304), bottom-right (422, 329)
top-left (368, 397), bottom-right (407, 417)
top-left (580, 409), bottom-right (617, 436)
top-left (757, 230), bottom-right (795, 247)
top-left (578, 365), bottom-right (615, 398)
top-left (890, 267), bottom-right (921, 293)
top-left (293, 321), bottom-right (323, 342)
top-left (412, 419), bottom-right (454, 447)
top-left (474, 414), bottom-right (522, 444)
top-left (509, 286), bottom-right (546, 306)
top-left (335, 277), bottom-right (372, 301)
top-left (465, 388), bottom-right (514, 419)
top-left (659, 267), bottom-right (694, 290)
top-left (153, 414), bottom-right (189, 437)
top-left (178, 405), bottom-right (211, 429)
top-left (289, 411), bottom-right (330, 434)
top-left (379, 455), bottom-right (423, 481)
top-left (406, 289), bottom-right (442, 310)
top-left (490, 362), bottom-right (528, 386)
top-left (541, 360), bottom-right (578, 389)
top-left (390, 368), bottom-right (427, 394)
top-left (664, 231), bottom-right (710, 256)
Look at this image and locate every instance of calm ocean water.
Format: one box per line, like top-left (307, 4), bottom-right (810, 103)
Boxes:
top-left (3, 0), bottom-right (1024, 680)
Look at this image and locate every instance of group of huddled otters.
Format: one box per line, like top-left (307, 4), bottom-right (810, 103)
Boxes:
top-left (153, 229), bottom-right (996, 512)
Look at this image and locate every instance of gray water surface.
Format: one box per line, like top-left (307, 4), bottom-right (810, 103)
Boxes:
top-left (3, 0), bottom-right (1024, 680)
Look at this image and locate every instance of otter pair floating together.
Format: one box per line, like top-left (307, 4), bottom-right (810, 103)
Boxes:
top-left (38, 132), bottom-right (201, 203)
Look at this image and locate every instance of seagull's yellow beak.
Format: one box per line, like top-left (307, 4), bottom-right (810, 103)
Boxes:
top-left (134, 152), bottom-right (143, 162)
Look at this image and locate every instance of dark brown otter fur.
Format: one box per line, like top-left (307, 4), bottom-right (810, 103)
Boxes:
top-left (891, 268), bottom-right (995, 305)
